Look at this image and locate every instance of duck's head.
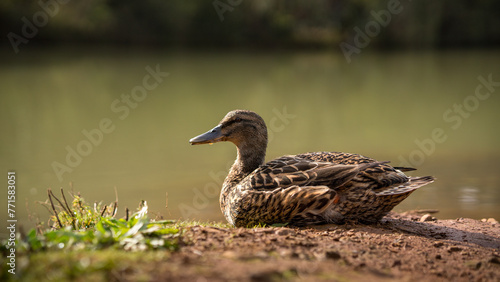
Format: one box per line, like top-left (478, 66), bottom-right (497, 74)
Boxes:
top-left (189, 110), bottom-right (268, 149)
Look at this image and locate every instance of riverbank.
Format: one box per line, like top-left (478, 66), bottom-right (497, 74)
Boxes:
top-left (5, 211), bottom-right (499, 281)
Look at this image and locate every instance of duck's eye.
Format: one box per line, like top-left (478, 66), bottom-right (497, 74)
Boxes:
top-left (235, 118), bottom-right (242, 123)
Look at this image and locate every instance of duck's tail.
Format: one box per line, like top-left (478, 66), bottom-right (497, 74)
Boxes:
top-left (375, 176), bottom-right (435, 196)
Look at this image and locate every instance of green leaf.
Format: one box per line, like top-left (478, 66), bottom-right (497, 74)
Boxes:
top-left (26, 229), bottom-right (43, 251)
top-left (123, 219), bottom-right (145, 238)
top-left (95, 220), bottom-right (109, 235)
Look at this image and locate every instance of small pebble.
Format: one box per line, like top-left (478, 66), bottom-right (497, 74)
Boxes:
top-left (420, 214), bottom-right (436, 222)
top-left (448, 246), bottom-right (462, 253)
top-left (487, 218), bottom-right (499, 224)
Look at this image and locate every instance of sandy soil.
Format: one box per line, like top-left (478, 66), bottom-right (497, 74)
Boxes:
top-left (121, 212), bottom-right (500, 281)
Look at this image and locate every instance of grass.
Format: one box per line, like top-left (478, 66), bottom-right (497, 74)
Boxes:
top-left (15, 189), bottom-right (182, 253)
top-left (16, 249), bottom-right (172, 281)
top-left (0, 188), bottom-right (231, 281)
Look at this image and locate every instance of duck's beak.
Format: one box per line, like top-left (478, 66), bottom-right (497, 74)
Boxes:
top-left (189, 125), bottom-right (224, 145)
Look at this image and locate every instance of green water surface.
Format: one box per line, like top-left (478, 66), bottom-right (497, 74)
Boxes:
top-left (1, 47), bottom-right (499, 231)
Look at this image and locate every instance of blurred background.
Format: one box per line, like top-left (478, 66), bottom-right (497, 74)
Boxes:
top-left (1, 0), bottom-right (499, 232)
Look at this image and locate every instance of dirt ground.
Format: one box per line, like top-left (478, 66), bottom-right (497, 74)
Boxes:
top-left (122, 212), bottom-right (500, 281)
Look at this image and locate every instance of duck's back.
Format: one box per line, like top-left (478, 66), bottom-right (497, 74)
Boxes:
top-left (296, 151), bottom-right (376, 164)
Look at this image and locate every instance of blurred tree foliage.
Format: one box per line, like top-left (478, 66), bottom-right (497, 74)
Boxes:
top-left (1, 0), bottom-right (499, 48)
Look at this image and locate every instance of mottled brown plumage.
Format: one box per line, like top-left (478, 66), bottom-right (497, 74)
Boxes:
top-left (190, 110), bottom-right (435, 227)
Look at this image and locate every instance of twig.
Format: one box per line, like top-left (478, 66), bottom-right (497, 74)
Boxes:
top-left (48, 189), bottom-right (63, 229)
top-left (36, 200), bottom-right (53, 214)
top-left (36, 222), bottom-right (43, 236)
top-left (49, 189), bottom-right (72, 215)
top-left (49, 189), bottom-right (77, 229)
top-left (76, 194), bottom-right (84, 214)
top-left (412, 209), bottom-right (440, 214)
top-left (60, 188), bottom-right (74, 218)
top-left (100, 205), bottom-right (107, 217)
top-left (53, 189), bottom-right (77, 229)
top-left (113, 186), bottom-right (119, 217)
top-left (125, 207), bottom-right (129, 221)
top-left (112, 201), bottom-right (118, 217)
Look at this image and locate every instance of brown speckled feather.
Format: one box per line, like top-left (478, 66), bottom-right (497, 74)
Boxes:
top-left (244, 155), bottom-right (385, 191)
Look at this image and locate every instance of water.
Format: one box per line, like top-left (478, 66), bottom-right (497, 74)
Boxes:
top-left (1, 47), bottom-right (499, 231)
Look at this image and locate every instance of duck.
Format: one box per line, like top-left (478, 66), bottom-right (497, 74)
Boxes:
top-left (189, 110), bottom-right (434, 227)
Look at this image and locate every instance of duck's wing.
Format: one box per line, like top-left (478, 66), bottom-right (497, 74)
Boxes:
top-left (243, 155), bottom-right (382, 191)
top-left (296, 151), bottom-right (377, 164)
top-left (296, 152), bottom-right (421, 194)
